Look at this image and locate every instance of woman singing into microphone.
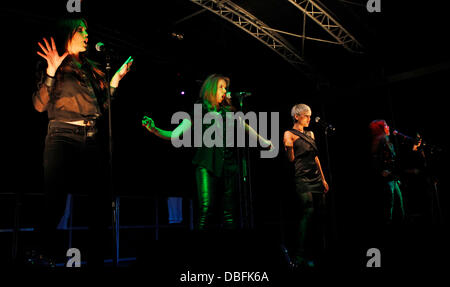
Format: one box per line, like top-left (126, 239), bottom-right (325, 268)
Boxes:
top-left (142, 74), bottom-right (272, 231)
top-left (369, 119), bottom-right (405, 224)
top-left (32, 16), bottom-right (133, 266)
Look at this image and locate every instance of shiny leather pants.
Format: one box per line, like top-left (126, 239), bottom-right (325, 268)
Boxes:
top-left (195, 167), bottom-right (239, 230)
top-left (386, 180), bottom-right (405, 223)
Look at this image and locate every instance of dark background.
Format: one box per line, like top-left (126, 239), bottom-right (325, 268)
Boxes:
top-left (2, 0), bottom-right (449, 275)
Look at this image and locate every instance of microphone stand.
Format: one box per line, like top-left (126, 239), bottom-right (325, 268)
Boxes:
top-left (104, 52), bottom-right (119, 267)
top-left (394, 132), bottom-right (444, 224)
top-left (324, 126), bottom-right (333, 185)
top-left (237, 95), bottom-right (254, 229)
top-left (322, 125), bottom-right (336, 251)
top-left (419, 143), bottom-right (443, 225)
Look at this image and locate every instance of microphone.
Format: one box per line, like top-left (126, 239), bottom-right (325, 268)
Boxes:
top-left (226, 92), bottom-right (252, 99)
top-left (315, 117), bottom-right (336, 132)
top-left (393, 130), bottom-right (427, 148)
top-left (171, 32), bottom-right (184, 40)
top-left (95, 42), bottom-right (106, 52)
top-left (392, 130), bottom-right (415, 141)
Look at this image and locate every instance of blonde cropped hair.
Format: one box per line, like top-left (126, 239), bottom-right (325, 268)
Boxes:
top-left (291, 103), bottom-right (311, 122)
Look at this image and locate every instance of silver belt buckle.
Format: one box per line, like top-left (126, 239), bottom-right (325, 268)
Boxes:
top-left (84, 120), bottom-right (95, 126)
top-left (87, 129), bottom-right (95, 137)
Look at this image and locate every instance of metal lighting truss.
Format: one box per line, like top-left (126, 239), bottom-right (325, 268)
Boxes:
top-left (288, 0), bottom-right (363, 53)
top-left (190, 0), bottom-right (317, 80)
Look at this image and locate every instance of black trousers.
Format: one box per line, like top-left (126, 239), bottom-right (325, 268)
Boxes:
top-left (195, 166), bottom-right (240, 230)
top-left (38, 121), bottom-right (109, 266)
top-left (294, 179), bottom-right (326, 263)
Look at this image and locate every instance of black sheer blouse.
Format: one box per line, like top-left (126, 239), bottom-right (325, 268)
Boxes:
top-left (32, 56), bottom-right (115, 121)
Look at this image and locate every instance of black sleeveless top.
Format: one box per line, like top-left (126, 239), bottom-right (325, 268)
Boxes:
top-left (289, 129), bottom-right (322, 186)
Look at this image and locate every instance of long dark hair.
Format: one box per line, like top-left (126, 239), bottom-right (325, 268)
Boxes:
top-left (55, 17), bottom-right (107, 90)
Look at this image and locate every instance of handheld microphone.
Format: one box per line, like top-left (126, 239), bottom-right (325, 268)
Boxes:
top-left (392, 130), bottom-right (413, 140)
top-left (315, 117), bottom-right (336, 132)
top-left (392, 130), bottom-right (422, 145)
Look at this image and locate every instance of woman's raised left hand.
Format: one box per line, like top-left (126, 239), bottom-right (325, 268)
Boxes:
top-left (110, 56), bottom-right (134, 88)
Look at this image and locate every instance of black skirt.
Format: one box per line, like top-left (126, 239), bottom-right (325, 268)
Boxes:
top-left (295, 176), bottom-right (323, 194)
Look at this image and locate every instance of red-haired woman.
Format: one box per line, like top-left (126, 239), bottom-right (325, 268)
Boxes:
top-left (369, 119), bottom-right (405, 224)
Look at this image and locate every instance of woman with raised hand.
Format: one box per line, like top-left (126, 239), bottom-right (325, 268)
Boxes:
top-left (32, 16), bottom-right (133, 266)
